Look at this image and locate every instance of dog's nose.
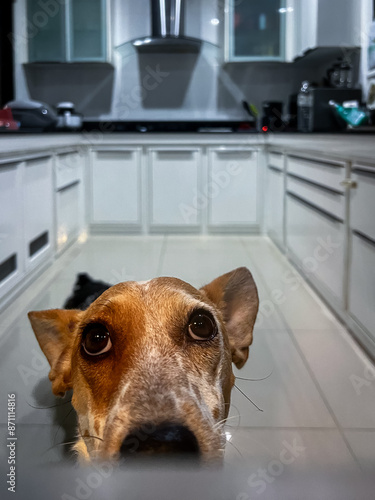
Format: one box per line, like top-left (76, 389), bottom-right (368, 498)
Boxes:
top-left (120, 423), bottom-right (200, 458)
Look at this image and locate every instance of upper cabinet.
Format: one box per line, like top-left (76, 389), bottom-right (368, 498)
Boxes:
top-left (225, 0), bottom-right (288, 62)
top-left (27, 0), bottom-right (109, 63)
top-left (225, 0), bottom-right (361, 63)
top-left (292, 0), bottom-right (361, 60)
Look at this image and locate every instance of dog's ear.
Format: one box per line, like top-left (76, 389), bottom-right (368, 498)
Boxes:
top-left (28, 309), bottom-right (83, 397)
top-left (200, 267), bottom-right (259, 369)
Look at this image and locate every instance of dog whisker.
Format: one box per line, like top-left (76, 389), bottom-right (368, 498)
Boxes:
top-left (225, 437), bottom-right (245, 459)
top-left (26, 398), bottom-right (73, 410)
top-left (213, 414), bottom-right (243, 430)
top-left (235, 368), bottom-right (274, 382)
top-left (234, 384), bottom-right (263, 412)
top-left (53, 406), bottom-right (75, 446)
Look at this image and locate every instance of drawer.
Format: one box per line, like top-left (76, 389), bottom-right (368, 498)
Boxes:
top-left (287, 175), bottom-right (345, 221)
top-left (287, 155), bottom-right (345, 193)
top-left (351, 167), bottom-right (375, 242)
top-left (268, 151), bottom-right (284, 171)
top-left (286, 194), bottom-right (345, 303)
top-left (55, 152), bottom-right (82, 190)
top-left (56, 182), bottom-right (80, 252)
top-left (349, 232), bottom-right (375, 341)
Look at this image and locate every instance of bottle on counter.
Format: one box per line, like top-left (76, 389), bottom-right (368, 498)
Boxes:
top-left (297, 81), bottom-right (313, 132)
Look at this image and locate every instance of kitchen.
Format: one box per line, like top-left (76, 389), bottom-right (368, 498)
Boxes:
top-left (0, 0), bottom-right (375, 498)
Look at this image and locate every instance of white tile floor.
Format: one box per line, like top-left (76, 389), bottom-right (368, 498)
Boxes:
top-left (1, 235), bottom-right (374, 475)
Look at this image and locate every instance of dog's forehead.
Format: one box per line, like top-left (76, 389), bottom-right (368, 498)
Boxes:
top-left (85, 277), bottom-right (212, 316)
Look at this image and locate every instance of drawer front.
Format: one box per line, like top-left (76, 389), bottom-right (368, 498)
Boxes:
top-left (266, 167), bottom-right (284, 248)
top-left (55, 152), bottom-right (81, 190)
top-left (349, 232), bottom-right (375, 341)
top-left (56, 183), bottom-right (80, 252)
top-left (268, 151), bottom-right (284, 171)
top-left (287, 155), bottom-right (345, 193)
top-left (287, 175), bottom-right (345, 220)
top-left (286, 194), bottom-right (345, 303)
top-left (351, 168), bottom-right (375, 242)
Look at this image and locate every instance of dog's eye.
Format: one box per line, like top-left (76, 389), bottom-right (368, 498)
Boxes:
top-left (188, 311), bottom-right (217, 341)
top-left (82, 324), bottom-right (112, 356)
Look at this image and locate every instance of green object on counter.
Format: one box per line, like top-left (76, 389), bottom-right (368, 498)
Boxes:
top-left (329, 100), bottom-right (368, 127)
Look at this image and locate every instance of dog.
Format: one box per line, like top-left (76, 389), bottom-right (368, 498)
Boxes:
top-left (28, 267), bottom-right (259, 463)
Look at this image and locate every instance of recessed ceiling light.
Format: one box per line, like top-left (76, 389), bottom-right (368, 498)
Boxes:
top-left (211, 18), bottom-right (220, 25)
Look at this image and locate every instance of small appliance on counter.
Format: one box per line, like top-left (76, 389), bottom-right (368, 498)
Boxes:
top-left (5, 99), bottom-right (57, 131)
top-left (261, 101), bottom-right (284, 132)
top-left (296, 84), bottom-right (362, 132)
top-left (56, 102), bottom-right (83, 130)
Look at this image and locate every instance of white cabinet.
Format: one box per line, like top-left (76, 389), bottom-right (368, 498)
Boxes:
top-left (23, 156), bottom-right (54, 271)
top-left (348, 165), bottom-right (375, 348)
top-left (349, 233), bottom-right (375, 345)
top-left (225, 0), bottom-right (290, 62)
top-left (0, 161), bottom-right (24, 300)
top-left (286, 194), bottom-right (345, 305)
top-left (266, 152), bottom-right (285, 249)
top-left (27, 0), bottom-right (108, 62)
top-left (208, 148), bottom-right (258, 231)
top-left (285, 154), bottom-right (347, 307)
top-left (149, 148), bottom-right (201, 231)
top-left (91, 149), bottom-right (141, 230)
top-left (55, 151), bottom-right (84, 253)
top-left (350, 166), bottom-right (375, 243)
top-left (292, 0), bottom-right (361, 59)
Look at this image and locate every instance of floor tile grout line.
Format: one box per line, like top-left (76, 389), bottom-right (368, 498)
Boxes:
top-left (239, 236), bottom-right (364, 471)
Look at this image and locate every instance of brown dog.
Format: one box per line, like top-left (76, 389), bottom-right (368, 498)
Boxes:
top-left (28, 267), bottom-right (259, 463)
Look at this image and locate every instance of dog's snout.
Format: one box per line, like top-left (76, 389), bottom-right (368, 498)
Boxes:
top-left (120, 424), bottom-right (200, 458)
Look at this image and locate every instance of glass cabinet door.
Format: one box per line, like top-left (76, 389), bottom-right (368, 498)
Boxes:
top-left (69, 0), bottom-right (106, 61)
top-left (27, 0), bottom-right (65, 62)
top-left (226, 0), bottom-right (286, 61)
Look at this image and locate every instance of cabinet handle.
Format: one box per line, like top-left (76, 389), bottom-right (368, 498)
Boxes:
top-left (340, 179), bottom-right (357, 189)
top-left (287, 192), bottom-right (343, 224)
top-left (353, 230), bottom-right (375, 248)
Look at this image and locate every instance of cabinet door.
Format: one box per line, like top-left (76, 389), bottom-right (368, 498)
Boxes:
top-left (349, 233), bottom-right (375, 343)
top-left (266, 167), bottom-right (284, 248)
top-left (55, 151), bottom-right (82, 190)
top-left (208, 149), bottom-right (258, 229)
top-left (56, 182), bottom-right (81, 253)
top-left (149, 149), bottom-right (200, 229)
top-left (226, 0), bottom-right (286, 61)
top-left (0, 162), bottom-right (24, 299)
top-left (70, 0), bottom-right (107, 61)
top-left (350, 168), bottom-right (375, 243)
top-left (286, 194), bottom-right (345, 304)
top-left (91, 149), bottom-right (141, 227)
top-left (27, 0), bottom-right (65, 62)
top-left (23, 156), bottom-right (54, 270)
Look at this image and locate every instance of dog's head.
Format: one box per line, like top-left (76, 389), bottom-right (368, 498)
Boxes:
top-left (28, 267), bottom-right (258, 463)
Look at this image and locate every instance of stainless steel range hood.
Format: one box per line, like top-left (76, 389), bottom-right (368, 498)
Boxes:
top-left (132, 0), bottom-right (202, 53)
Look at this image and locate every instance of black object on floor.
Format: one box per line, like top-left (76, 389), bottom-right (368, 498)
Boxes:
top-left (64, 273), bottom-right (112, 310)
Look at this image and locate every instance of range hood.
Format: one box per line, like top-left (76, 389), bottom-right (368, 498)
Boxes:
top-left (132, 0), bottom-right (202, 53)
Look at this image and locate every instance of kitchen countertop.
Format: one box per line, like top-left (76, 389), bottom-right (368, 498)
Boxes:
top-left (0, 132), bottom-right (374, 164)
